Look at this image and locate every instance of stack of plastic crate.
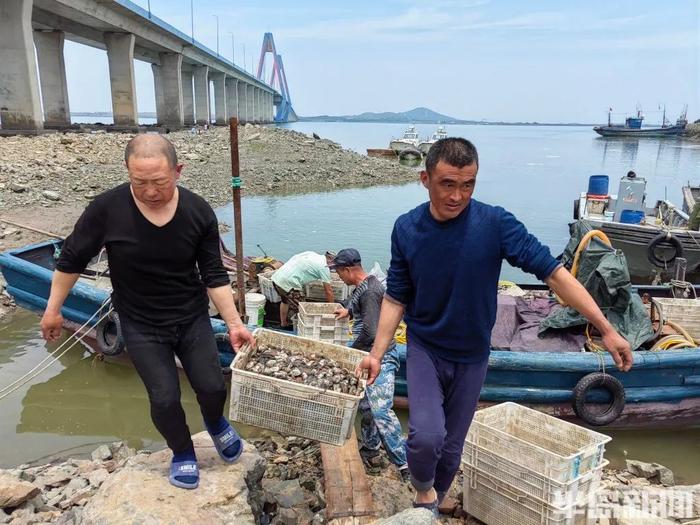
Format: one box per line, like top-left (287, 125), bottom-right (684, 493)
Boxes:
top-left (462, 402), bottom-right (611, 525)
top-left (304, 274), bottom-right (354, 302)
top-left (296, 302), bottom-right (351, 345)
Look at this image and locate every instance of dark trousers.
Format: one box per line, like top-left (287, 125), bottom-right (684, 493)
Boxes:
top-left (406, 339), bottom-right (489, 493)
top-left (119, 311), bottom-right (227, 454)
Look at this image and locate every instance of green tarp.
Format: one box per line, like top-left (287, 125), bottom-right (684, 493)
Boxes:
top-left (539, 220), bottom-right (654, 350)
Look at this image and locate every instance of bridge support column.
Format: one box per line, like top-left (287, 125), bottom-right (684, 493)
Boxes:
top-left (151, 64), bottom-right (165, 126)
top-left (34, 30), bottom-right (71, 128)
top-left (268, 93), bottom-right (274, 122)
top-left (256, 89), bottom-right (262, 123)
top-left (237, 82), bottom-right (248, 123)
top-left (193, 66), bottom-right (209, 125)
top-left (104, 32), bottom-right (138, 127)
top-left (247, 85), bottom-right (255, 124)
top-left (225, 78), bottom-right (238, 119)
top-left (0, 0), bottom-right (43, 130)
top-left (211, 74), bottom-right (227, 125)
top-left (158, 52), bottom-right (183, 127)
top-left (181, 66), bottom-right (194, 126)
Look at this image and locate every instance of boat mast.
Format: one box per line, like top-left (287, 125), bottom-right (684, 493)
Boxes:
top-left (662, 105), bottom-right (667, 127)
top-left (608, 107), bottom-right (611, 127)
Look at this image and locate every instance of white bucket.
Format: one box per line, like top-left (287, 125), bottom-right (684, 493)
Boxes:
top-left (245, 292), bottom-right (266, 327)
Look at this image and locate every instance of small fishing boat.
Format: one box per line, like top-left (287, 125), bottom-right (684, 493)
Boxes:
top-left (391, 281), bottom-right (700, 429)
top-left (389, 125), bottom-right (420, 153)
top-left (593, 106), bottom-right (688, 137)
top-left (574, 172), bottom-right (700, 282)
top-left (0, 239), bottom-right (235, 369)
top-left (3, 240), bottom-right (700, 429)
top-left (418, 126), bottom-right (448, 155)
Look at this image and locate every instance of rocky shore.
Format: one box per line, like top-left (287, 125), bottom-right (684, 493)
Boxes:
top-left (0, 124), bottom-right (416, 240)
top-left (1, 430), bottom-right (699, 525)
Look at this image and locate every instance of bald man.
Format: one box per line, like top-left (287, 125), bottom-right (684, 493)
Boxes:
top-left (40, 135), bottom-right (254, 490)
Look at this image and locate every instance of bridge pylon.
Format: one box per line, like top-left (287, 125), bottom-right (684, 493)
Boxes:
top-left (256, 32), bottom-right (297, 123)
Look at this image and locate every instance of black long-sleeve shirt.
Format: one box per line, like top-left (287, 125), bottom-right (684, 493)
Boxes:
top-left (56, 183), bottom-right (229, 325)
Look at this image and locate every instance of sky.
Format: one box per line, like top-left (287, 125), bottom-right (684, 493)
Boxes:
top-left (62, 0), bottom-right (700, 123)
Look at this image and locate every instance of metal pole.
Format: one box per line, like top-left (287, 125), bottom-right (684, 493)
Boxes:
top-left (232, 33), bottom-right (235, 64)
top-left (147, 0), bottom-right (151, 18)
top-left (229, 118), bottom-right (246, 319)
top-left (213, 15), bottom-right (219, 56)
top-left (190, 0), bottom-right (194, 43)
top-left (242, 44), bottom-right (246, 73)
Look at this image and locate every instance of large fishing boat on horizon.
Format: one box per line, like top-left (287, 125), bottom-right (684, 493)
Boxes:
top-left (593, 105), bottom-right (688, 137)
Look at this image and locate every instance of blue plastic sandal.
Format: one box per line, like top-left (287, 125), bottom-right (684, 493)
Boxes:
top-left (169, 459), bottom-right (199, 489)
top-left (208, 420), bottom-right (244, 463)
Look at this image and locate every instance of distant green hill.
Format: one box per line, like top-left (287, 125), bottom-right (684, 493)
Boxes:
top-left (299, 107), bottom-right (474, 124)
top-left (299, 107), bottom-right (595, 126)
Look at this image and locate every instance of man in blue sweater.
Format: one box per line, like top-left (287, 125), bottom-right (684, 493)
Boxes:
top-left (356, 138), bottom-right (633, 514)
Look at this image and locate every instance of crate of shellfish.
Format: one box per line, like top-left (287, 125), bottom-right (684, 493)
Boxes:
top-left (229, 329), bottom-right (366, 445)
top-left (297, 302), bottom-right (351, 345)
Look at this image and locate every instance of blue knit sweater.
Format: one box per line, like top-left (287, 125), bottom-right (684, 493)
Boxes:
top-left (386, 200), bottom-right (560, 363)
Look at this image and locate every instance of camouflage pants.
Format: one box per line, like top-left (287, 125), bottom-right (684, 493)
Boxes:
top-left (358, 346), bottom-right (407, 467)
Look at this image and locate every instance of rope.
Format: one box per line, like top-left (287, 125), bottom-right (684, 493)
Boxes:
top-left (0, 299), bottom-right (112, 401)
top-left (557, 230), bottom-right (612, 306)
top-left (584, 324), bottom-right (606, 376)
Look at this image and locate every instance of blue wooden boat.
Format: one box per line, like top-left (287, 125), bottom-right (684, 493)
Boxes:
top-left (2, 240), bottom-right (700, 428)
top-left (0, 239), bottom-right (235, 369)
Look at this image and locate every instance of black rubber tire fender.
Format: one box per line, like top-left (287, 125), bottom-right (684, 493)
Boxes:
top-left (646, 232), bottom-right (684, 268)
top-left (95, 311), bottom-right (125, 356)
top-left (572, 372), bottom-right (626, 426)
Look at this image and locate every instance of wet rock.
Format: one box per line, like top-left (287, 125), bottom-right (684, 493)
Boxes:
top-left (0, 472), bottom-right (40, 509)
top-left (625, 460), bottom-right (675, 485)
top-left (9, 182), bottom-right (28, 193)
top-left (264, 479), bottom-right (306, 508)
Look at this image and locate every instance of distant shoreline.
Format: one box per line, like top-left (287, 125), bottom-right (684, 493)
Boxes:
top-left (298, 117), bottom-right (594, 127)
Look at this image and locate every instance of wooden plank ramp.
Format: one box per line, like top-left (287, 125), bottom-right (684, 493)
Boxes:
top-left (320, 427), bottom-right (376, 525)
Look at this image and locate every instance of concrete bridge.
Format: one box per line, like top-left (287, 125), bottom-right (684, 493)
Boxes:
top-left (0, 0), bottom-right (293, 131)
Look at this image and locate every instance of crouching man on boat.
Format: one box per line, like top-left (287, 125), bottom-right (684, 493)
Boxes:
top-left (330, 249), bottom-right (410, 483)
top-left (39, 135), bottom-right (254, 490)
top-left (271, 251), bottom-right (335, 329)
top-left (356, 137), bottom-right (634, 516)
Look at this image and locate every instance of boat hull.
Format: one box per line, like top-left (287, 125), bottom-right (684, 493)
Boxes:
top-left (389, 140), bottom-right (419, 153)
top-left (581, 219), bottom-right (700, 282)
top-left (593, 125), bottom-right (686, 137)
top-left (418, 142), bottom-right (433, 155)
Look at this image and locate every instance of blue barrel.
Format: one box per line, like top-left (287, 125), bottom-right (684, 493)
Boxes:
top-left (620, 210), bottom-right (645, 224)
top-left (587, 175), bottom-right (609, 196)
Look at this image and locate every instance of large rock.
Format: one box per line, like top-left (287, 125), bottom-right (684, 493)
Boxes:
top-left (372, 508), bottom-right (435, 524)
top-left (0, 473), bottom-right (40, 509)
top-left (79, 433), bottom-right (265, 525)
top-left (625, 460), bottom-right (675, 486)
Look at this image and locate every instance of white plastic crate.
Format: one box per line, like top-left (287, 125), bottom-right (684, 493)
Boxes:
top-left (304, 276), bottom-right (355, 302)
top-left (297, 302), bottom-right (351, 344)
top-left (297, 317), bottom-right (351, 344)
top-left (467, 403), bottom-right (611, 483)
top-left (652, 298), bottom-right (700, 340)
top-left (229, 329), bottom-right (366, 445)
top-left (257, 271), bottom-right (281, 303)
top-left (463, 464), bottom-right (591, 525)
top-left (463, 441), bottom-right (607, 508)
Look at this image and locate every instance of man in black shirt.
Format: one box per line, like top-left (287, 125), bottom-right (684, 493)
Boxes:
top-left (40, 135), bottom-right (254, 490)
